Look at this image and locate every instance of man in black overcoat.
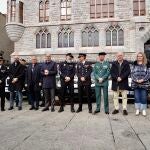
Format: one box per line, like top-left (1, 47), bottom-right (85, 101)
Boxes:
top-left (8, 56), bottom-right (25, 110)
top-left (0, 56), bottom-right (8, 111)
top-left (110, 52), bottom-right (130, 115)
top-left (25, 56), bottom-right (42, 110)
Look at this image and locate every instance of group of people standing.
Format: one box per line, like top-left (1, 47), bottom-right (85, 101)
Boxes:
top-left (0, 51), bottom-right (149, 116)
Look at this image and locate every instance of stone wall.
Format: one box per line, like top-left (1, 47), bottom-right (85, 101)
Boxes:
top-left (0, 13), bottom-right (14, 62)
top-left (6, 0), bottom-right (150, 62)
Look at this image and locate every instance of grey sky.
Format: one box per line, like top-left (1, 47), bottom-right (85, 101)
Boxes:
top-left (0, 0), bottom-right (7, 14)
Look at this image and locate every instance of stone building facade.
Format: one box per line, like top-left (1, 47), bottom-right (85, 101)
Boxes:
top-left (0, 12), bottom-right (14, 62)
top-left (5, 0), bottom-right (150, 62)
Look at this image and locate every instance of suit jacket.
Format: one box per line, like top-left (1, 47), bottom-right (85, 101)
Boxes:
top-left (59, 61), bottom-right (75, 84)
top-left (110, 60), bottom-right (130, 91)
top-left (77, 61), bottom-right (92, 86)
top-left (26, 63), bottom-right (42, 91)
top-left (0, 64), bottom-right (8, 89)
top-left (8, 62), bottom-right (25, 91)
top-left (41, 61), bottom-right (57, 89)
top-left (93, 61), bottom-right (110, 87)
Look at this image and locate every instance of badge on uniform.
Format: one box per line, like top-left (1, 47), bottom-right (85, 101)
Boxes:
top-left (1, 70), bottom-right (6, 73)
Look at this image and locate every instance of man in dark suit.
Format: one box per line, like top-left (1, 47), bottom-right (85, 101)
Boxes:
top-left (41, 54), bottom-right (57, 112)
top-left (25, 56), bottom-right (42, 110)
top-left (0, 56), bottom-right (8, 111)
top-left (58, 53), bottom-right (75, 113)
top-left (8, 56), bottom-right (25, 110)
top-left (76, 53), bottom-right (92, 113)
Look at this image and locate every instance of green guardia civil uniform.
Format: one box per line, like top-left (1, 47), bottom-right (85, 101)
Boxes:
top-left (93, 61), bottom-right (110, 112)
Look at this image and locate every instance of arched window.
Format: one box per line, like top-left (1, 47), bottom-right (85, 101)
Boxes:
top-left (58, 27), bottom-right (74, 47)
top-left (39, 1), bottom-right (44, 22)
top-left (82, 25), bottom-right (99, 47)
top-left (10, 0), bottom-right (16, 22)
top-left (36, 29), bottom-right (51, 48)
top-left (90, 0), bottom-right (114, 19)
top-left (7, 0), bottom-right (9, 22)
top-left (39, 0), bottom-right (49, 22)
top-left (106, 25), bottom-right (124, 46)
top-left (45, 0), bottom-right (49, 22)
top-left (133, 0), bottom-right (145, 16)
top-left (61, 0), bottom-right (71, 21)
top-left (19, 1), bottom-right (24, 23)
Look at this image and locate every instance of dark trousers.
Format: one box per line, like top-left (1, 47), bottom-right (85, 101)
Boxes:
top-left (28, 85), bottom-right (40, 108)
top-left (78, 85), bottom-right (92, 111)
top-left (60, 82), bottom-right (74, 108)
top-left (43, 88), bottom-right (55, 109)
top-left (95, 85), bottom-right (109, 112)
top-left (0, 88), bottom-right (5, 110)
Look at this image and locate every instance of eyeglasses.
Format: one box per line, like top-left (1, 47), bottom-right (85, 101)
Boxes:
top-left (137, 56), bottom-right (143, 57)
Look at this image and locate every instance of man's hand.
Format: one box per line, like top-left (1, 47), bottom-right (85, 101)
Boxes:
top-left (39, 82), bottom-right (42, 86)
top-left (44, 70), bottom-right (49, 75)
top-left (117, 77), bottom-right (122, 82)
top-left (0, 80), bottom-right (2, 84)
top-left (65, 77), bottom-right (70, 82)
top-left (99, 78), bottom-right (103, 83)
top-left (81, 77), bottom-right (85, 81)
top-left (25, 84), bottom-right (27, 87)
top-left (12, 78), bottom-right (18, 83)
top-left (137, 79), bottom-right (144, 83)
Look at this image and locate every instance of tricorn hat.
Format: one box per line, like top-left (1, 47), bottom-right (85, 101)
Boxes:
top-left (78, 53), bottom-right (86, 58)
top-left (98, 52), bottom-right (107, 56)
top-left (0, 56), bottom-right (4, 61)
top-left (66, 53), bottom-right (74, 58)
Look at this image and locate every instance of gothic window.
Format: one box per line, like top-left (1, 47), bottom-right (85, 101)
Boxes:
top-left (10, 0), bottom-right (16, 22)
top-left (61, 0), bottom-right (71, 21)
top-left (106, 25), bottom-right (124, 46)
top-left (36, 29), bottom-right (51, 48)
top-left (39, 0), bottom-right (49, 22)
top-left (90, 0), bottom-right (114, 19)
top-left (82, 25), bottom-right (99, 47)
top-left (58, 27), bottom-right (74, 47)
top-left (133, 0), bottom-right (146, 16)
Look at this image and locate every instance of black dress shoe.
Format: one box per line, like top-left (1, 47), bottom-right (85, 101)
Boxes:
top-left (93, 110), bottom-right (100, 115)
top-left (35, 107), bottom-right (39, 110)
top-left (40, 103), bottom-right (45, 107)
top-left (89, 110), bottom-right (92, 113)
top-left (42, 108), bottom-right (49, 112)
top-left (112, 109), bottom-right (119, 114)
top-left (105, 112), bottom-right (109, 114)
top-left (29, 107), bottom-right (35, 110)
top-left (8, 107), bottom-right (13, 110)
top-left (51, 108), bottom-right (55, 112)
top-left (71, 108), bottom-right (75, 113)
top-left (58, 107), bottom-right (64, 113)
top-left (123, 110), bottom-right (128, 115)
top-left (76, 108), bottom-right (82, 113)
top-left (18, 107), bottom-right (22, 110)
top-left (1, 109), bottom-right (5, 111)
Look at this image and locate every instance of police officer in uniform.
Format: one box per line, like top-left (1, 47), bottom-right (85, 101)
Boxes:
top-left (76, 53), bottom-right (92, 113)
top-left (0, 56), bottom-right (8, 111)
top-left (58, 53), bottom-right (75, 113)
top-left (93, 52), bottom-right (110, 114)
